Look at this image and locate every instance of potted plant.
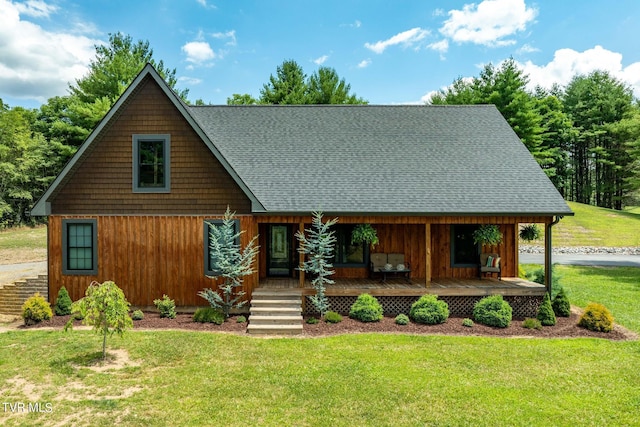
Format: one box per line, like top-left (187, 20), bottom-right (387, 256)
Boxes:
top-left (351, 224), bottom-right (379, 248)
top-left (472, 225), bottom-right (503, 247)
top-left (519, 224), bottom-right (541, 242)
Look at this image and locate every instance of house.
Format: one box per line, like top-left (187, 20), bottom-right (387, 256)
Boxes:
top-left (31, 64), bottom-right (573, 317)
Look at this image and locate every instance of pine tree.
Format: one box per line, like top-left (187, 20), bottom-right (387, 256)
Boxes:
top-left (198, 207), bottom-right (259, 318)
top-left (537, 292), bottom-right (557, 326)
top-left (295, 211), bottom-right (337, 318)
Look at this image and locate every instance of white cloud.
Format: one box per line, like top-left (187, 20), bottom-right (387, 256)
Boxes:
top-left (196, 0), bottom-right (216, 9)
top-left (182, 41), bottom-right (215, 64)
top-left (212, 30), bottom-right (236, 46)
top-left (365, 27), bottom-right (430, 54)
top-left (314, 55), bottom-right (329, 65)
top-left (357, 59), bottom-right (371, 68)
top-left (341, 20), bottom-right (361, 28)
top-left (518, 45), bottom-right (640, 97)
top-left (178, 76), bottom-right (202, 85)
top-left (0, 0), bottom-right (101, 104)
top-left (428, 39), bottom-right (449, 53)
top-left (440, 0), bottom-right (537, 47)
top-left (14, 0), bottom-right (57, 18)
top-left (516, 43), bottom-right (540, 54)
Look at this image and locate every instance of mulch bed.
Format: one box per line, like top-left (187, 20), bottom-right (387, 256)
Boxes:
top-left (19, 309), bottom-right (636, 340)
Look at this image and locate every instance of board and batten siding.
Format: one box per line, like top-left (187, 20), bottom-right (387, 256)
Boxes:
top-left (49, 75), bottom-right (251, 215)
top-left (48, 215), bottom-right (259, 307)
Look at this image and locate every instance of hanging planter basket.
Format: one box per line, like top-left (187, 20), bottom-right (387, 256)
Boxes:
top-left (472, 225), bottom-right (503, 247)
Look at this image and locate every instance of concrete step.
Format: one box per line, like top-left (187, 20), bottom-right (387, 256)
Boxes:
top-left (249, 315), bottom-right (302, 325)
top-left (249, 306), bottom-right (301, 315)
top-left (250, 299), bottom-right (301, 308)
top-left (251, 289), bottom-right (302, 297)
top-left (247, 324), bottom-right (303, 335)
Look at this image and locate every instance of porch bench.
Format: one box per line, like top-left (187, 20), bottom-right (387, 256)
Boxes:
top-left (370, 253), bottom-right (411, 283)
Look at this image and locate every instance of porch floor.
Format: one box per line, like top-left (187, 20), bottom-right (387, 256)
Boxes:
top-left (258, 277), bottom-right (545, 297)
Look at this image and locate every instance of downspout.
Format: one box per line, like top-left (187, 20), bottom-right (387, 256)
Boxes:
top-left (545, 216), bottom-right (563, 295)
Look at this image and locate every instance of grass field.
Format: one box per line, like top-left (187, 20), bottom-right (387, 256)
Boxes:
top-left (0, 330), bottom-right (638, 426)
top-left (524, 202), bottom-right (640, 247)
top-left (0, 225), bottom-right (47, 264)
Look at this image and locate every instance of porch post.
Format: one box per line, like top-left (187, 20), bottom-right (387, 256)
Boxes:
top-left (425, 223), bottom-right (431, 287)
top-left (545, 216), bottom-right (562, 294)
top-left (298, 222), bottom-right (305, 288)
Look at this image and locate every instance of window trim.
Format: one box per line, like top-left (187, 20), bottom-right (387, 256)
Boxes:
top-left (62, 219), bottom-right (98, 275)
top-left (132, 134), bottom-right (171, 193)
top-left (204, 219), bottom-right (240, 276)
top-left (450, 224), bottom-right (479, 268)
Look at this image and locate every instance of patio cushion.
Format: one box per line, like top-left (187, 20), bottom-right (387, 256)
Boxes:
top-left (370, 253), bottom-right (387, 269)
top-left (387, 253), bottom-right (405, 266)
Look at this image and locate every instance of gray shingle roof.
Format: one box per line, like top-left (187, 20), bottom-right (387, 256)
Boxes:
top-left (188, 104), bottom-right (572, 216)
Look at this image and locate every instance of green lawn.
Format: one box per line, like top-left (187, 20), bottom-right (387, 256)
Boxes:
top-left (533, 201), bottom-right (640, 247)
top-left (0, 225), bottom-right (46, 250)
top-left (0, 330), bottom-right (638, 427)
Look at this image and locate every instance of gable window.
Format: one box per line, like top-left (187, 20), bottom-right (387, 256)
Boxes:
top-left (451, 224), bottom-right (479, 267)
top-left (62, 219), bottom-right (98, 275)
top-left (332, 225), bottom-right (367, 267)
top-left (133, 134), bottom-right (170, 192)
top-left (204, 219), bottom-right (240, 276)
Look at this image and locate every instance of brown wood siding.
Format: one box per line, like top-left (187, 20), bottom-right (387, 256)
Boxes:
top-left (48, 215), bottom-right (259, 307)
top-left (430, 223), bottom-right (516, 279)
top-left (50, 75), bottom-right (251, 215)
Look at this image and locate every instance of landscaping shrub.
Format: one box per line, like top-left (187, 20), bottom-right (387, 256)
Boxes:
top-left (306, 317), bottom-right (319, 324)
top-left (236, 315), bottom-right (247, 323)
top-left (578, 303), bottom-right (614, 332)
top-left (193, 307), bottom-right (224, 325)
top-left (537, 292), bottom-right (556, 326)
top-left (409, 295), bottom-right (449, 325)
top-left (462, 318), bottom-right (474, 327)
top-left (522, 318), bottom-right (542, 330)
top-left (552, 288), bottom-right (571, 317)
top-left (324, 311), bottom-right (343, 323)
top-left (131, 310), bottom-right (144, 321)
top-left (395, 314), bottom-right (410, 325)
top-left (528, 265), bottom-right (563, 298)
top-left (349, 293), bottom-right (383, 322)
top-left (54, 286), bottom-right (72, 316)
top-left (22, 292), bottom-right (53, 325)
top-left (473, 295), bottom-right (512, 328)
top-left (154, 294), bottom-right (176, 319)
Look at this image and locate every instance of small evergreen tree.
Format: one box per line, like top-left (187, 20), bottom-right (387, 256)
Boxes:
top-left (537, 292), bottom-right (557, 326)
top-left (552, 287), bottom-right (571, 317)
top-left (295, 211), bottom-right (337, 318)
top-left (54, 286), bottom-right (73, 316)
top-left (65, 281), bottom-right (133, 360)
top-left (198, 207), bottom-right (259, 318)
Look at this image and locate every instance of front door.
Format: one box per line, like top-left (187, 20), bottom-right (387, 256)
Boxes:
top-left (268, 225), bottom-right (292, 276)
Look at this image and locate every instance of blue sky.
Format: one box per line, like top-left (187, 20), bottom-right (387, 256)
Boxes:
top-left (1, 0), bottom-right (640, 108)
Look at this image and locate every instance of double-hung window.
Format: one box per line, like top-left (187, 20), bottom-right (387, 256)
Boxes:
top-left (204, 219), bottom-right (240, 276)
top-left (133, 134), bottom-right (170, 192)
top-left (62, 219), bottom-right (98, 275)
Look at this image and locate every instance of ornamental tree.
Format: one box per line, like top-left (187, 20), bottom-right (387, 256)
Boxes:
top-left (198, 207), bottom-right (259, 318)
top-left (65, 280), bottom-right (133, 360)
top-left (296, 211), bottom-right (337, 318)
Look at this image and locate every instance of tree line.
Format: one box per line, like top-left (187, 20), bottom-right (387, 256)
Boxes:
top-left (430, 59), bottom-right (640, 210)
top-left (1, 34), bottom-right (639, 228)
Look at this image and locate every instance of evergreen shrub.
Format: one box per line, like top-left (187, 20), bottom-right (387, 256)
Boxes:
top-left (324, 311), bottom-right (343, 323)
top-left (537, 293), bottom-right (557, 326)
top-left (22, 293), bottom-right (53, 325)
top-left (236, 315), bottom-right (247, 323)
top-left (193, 307), bottom-right (224, 324)
top-left (578, 303), bottom-right (614, 332)
top-left (131, 310), bottom-right (144, 321)
top-left (473, 295), bottom-right (512, 328)
top-left (54, 286), bottom-right (72, 316)
top-left (349, 294), bottom-right (383, 322)
top-left (552, 288), bottom-right (571, 317)
top-left (522, 318), bottom-right (542, 330)
top-left (462, 318), bottom-right (474, 327)
top-left (306, 317), bottom-right (319, 324)
top-left (154, 295), bottom-right (176, 319)
top-left (409, 295), bottom-right (449, 325)
top-left (395, 314), bottom-right (410, 325)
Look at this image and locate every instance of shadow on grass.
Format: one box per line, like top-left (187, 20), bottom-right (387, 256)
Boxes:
top-left (49, 351), bottom-right (114, 375)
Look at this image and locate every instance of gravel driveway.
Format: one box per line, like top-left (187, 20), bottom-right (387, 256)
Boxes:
top-left (0, 261), bottom-right (47, 285)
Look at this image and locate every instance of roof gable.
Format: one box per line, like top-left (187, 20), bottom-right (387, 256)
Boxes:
top-left (31, 64), bottom-right (263, 216)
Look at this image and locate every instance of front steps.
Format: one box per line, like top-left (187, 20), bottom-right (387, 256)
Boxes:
top-left (0, 275), bottom-right (48, 315)
top-left (247, 289), bottom-right (303, 335)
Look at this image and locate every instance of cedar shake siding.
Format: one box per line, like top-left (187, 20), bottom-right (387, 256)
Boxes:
top-left (50, 75), bottom-right (251, 215)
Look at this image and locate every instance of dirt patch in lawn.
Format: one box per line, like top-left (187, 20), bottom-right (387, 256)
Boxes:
top-left (16, 309), bottom-right (636, 340)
